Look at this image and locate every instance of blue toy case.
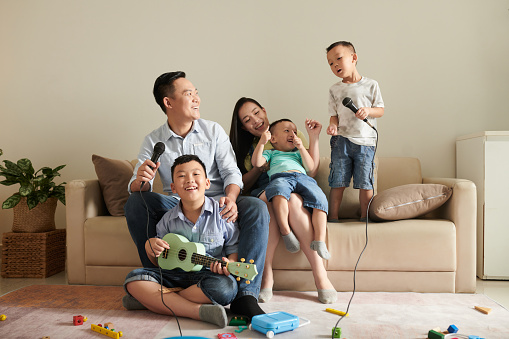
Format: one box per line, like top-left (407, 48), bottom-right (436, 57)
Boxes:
top-left (250, 311), bottom-right (307, 338)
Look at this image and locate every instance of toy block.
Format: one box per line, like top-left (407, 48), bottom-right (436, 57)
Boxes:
top-left (234, 325), bottom-right (247, 333)
top-left (428, 329), bottom-right (445, 339)
top-left (468, 336), bottom-right (480, 339)
top-left (228, 316), bottom-right (248, 326)
top-left (91, 324), bottom-right (123, 339)
top-left (326, 308), bottom-right (349, 317)
top-left (332, 327), bottom-right (341, 338)
top-left (474, 306), bottom-right (492, 314)
top-left (217, 334), bottom-right (238, 338)
top-left (447, 324), bottom-right (458, 333)
top-left (73, 315), bottom-right (85, 326)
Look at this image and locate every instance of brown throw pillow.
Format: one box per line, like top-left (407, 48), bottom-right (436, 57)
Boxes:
top-left (92, 155), bottom-right (134, 216)
top-left (369, 184), bottom-right (452, 221)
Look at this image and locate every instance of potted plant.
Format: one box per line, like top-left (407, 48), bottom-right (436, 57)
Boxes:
top-left (0, 149), bottom-right (66, 232)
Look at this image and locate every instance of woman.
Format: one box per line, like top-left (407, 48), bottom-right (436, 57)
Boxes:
top-left (229, 97), bottom-right (337, 304)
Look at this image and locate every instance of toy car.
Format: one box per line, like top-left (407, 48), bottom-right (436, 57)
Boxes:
top-left (250, 311), bottom-right (309, 338)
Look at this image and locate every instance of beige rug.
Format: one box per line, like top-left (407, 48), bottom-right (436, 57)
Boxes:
top-left (1, 285), bottom-right (508, 338)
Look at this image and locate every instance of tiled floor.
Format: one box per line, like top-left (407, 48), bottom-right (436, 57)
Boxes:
top-left (0, 272), bottom-right (508, 310)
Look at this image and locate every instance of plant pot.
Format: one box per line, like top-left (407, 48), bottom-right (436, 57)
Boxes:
top-left (12, 197), bottom-right (57, 233)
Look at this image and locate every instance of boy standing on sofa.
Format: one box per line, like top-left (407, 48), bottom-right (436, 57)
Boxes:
top-left (251, 119), bottom-right (330, 260)
top-left (124, 155), bottom-right (240, 328)
top-left (325, 41), bottom-right (384, 221)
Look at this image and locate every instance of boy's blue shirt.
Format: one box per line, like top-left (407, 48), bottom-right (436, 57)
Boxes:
top-left (155, 196), bottom-right (239, 259)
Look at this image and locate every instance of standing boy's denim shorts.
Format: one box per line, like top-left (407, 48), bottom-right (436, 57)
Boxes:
top-left (124, 267), bottom-right (238, 306)
top-left (264, 172), bottom-right (328, 213)
top-left (328, 135), bottom-right (375, 190)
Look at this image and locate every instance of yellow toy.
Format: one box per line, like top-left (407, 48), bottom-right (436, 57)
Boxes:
top-left (325, 308), bottom-right (349, 317)
top-left (91, 324), bottom-right (123, 339)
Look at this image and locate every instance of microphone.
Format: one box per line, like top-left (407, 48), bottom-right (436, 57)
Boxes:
top-left (140, 142), bottom-right (165, 189)
top-left (342, 97), bottom-right (376, 130)
top-left (149, 142), bottom-right (165, 169)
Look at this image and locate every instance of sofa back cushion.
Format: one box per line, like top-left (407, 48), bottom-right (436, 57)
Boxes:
top-left (315, 156), bottom-right (378, 219)
top-left (376, 157), bottom-right (422, 192)
top-left (92, 155), bottom-right (134, 216)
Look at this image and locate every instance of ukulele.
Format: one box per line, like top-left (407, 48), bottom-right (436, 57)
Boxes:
top-left (158, 233), bottom-right (258, 284)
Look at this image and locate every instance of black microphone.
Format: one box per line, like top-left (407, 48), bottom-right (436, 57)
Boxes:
top-left (140, 142), bottom-right (165, 189)
top-left (149, 142), bottom-right (165, 169)
top-left (342, 97), bottom-right (376, 130)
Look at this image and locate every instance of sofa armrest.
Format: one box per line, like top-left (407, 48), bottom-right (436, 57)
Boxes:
top-left (65, 179), bottom-right (108, 284)
top-left (423, 177), bottom-right (477, 292)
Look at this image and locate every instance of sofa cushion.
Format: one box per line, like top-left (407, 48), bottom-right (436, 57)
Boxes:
top-left (315, 156), bottom-right (379, 219)
top-left (92, 155), bottom-right (134, 216)
top-left (369, 184), bottom-right (452, 221)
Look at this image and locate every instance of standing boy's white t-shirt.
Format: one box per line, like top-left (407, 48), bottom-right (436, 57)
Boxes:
top-left (328, 77), bottom-right (384, 146)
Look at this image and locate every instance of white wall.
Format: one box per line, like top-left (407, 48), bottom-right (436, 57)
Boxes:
top-left (1, 0), bottom-right (508, 235)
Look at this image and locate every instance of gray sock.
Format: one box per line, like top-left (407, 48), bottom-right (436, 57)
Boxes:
top-left (310, 240), bottom-right (331, 260)
top-left (282, 231), bottom-right (300, 253)
top-left (122, 294), bottom-right (147, 310)
top-left (258, 288), bottom-right (273, 303)
top-left (199, 304), bottom-right (227, 328)
top-left (318, 289), bottom-right (337, 304)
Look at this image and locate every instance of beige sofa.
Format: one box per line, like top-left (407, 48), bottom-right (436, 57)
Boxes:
top-left (65, 157), bottom-right (477, 293)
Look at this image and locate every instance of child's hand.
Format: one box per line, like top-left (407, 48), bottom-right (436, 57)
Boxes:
top-left (259, 129), bottom-right (271, 145)
top-left (305, 119), bottom-right (322, 137)
top-left (327, 124), bottom-right (338, 136)
top-left (292, 132), bottom-right (304, 149)
top-left (145, 238), bottom-right (169, 258)
top-left (210, 257), bottom-right (230, 276)
top-left (355, 107), bottom-right (370, 121)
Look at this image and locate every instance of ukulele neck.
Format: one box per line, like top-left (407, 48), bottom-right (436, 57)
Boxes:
top-left (192, 252), bottom-right (227, 268)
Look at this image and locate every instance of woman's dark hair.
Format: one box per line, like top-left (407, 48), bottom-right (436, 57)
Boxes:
top-left (229, 97), bottom-right (264, 174)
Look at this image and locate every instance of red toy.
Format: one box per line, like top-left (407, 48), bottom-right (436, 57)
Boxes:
top-left (73, 315), bottom-right (87, 326)
top-left (217, 334), bottom-right (238, 339)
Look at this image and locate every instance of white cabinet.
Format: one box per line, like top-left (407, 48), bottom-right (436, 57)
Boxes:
top-left (456, 131), bottom-right (509, 280)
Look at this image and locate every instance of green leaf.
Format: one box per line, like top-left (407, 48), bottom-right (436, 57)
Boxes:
top-left (2, 194), bottom-right (21, 209)
top-left (41, 167), bottom-right (53, 176)
top-left (17, 158), bottom-right (34, 177)
top-left (37, 190), bottom-right (49, 201)
top-left (0, 178), bottom-right (20, 186)
top-left (27, 194), bottom-right (39, 210)
top-left (19, 184), bottom-right (33, 196)
top-left (1, 160), bottom-right (22, 176)
top-left (53, 164), bottom-right (66, 173)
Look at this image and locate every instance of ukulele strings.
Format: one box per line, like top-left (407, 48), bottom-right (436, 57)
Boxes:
top-left (161, 247), bottom-right (228, 267)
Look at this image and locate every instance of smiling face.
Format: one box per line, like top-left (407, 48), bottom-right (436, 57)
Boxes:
top-left (165, 77), bottom-right (200, 123)
top-left (326, 45), bottom-right (358, 82)
top-left (237, 101), bottom-right (270, 137)
top-left (270, 120), bottom-right (298, 152)
top-left (170, 160), bottom-right (210, 203)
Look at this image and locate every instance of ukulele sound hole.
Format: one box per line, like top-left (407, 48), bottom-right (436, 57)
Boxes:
top-left (178, 249), bottom-right (187, 262)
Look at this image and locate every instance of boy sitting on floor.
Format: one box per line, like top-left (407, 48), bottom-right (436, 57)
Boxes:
top-left (123, 154), bottom-right (240, 328)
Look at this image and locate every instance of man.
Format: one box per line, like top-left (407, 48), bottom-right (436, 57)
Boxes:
top-left (124, 71), bottom-right (269, 318)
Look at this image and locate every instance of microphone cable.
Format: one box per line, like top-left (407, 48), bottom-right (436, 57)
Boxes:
top-left (330, 126), bottom-right (378, 338)
top-left (140, 174), bottom-right (183, 336)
